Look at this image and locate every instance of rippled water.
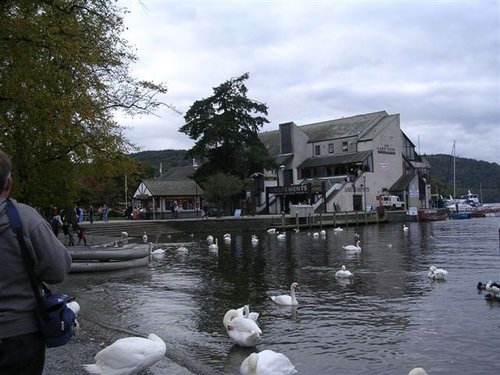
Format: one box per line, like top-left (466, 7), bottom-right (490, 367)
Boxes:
top-left (63, 217), bottom-right (500, 374)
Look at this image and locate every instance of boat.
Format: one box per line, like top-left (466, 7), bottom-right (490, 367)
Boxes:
top-left (448, 211), bottom-right (473, 220)
top-left (68, 244), bottom-right (151, 273)
top-left (418, 208), bottom-right (448, 221)
top-left (70, 256), bottom-right (149, 273)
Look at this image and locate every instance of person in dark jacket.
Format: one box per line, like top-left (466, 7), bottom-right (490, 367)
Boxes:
top-left (0, 149), bottom-right (72, 375)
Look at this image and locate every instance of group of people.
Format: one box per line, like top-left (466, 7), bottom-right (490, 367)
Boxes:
top-left (50, 207), bottom-right (87, 246)
top-left (1, 149), bottom-right (72, 374)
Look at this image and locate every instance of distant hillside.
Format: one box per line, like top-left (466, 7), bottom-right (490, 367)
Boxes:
top-left (422, 154), bottom-right (500, 203)
top-left (131, 149), bottom-right (190, 176)
top-left (130, 150), bottom-right (500, 203)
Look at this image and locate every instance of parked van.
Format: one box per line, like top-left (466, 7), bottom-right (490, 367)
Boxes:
top-left (377, 195), bottom-right (405, 210)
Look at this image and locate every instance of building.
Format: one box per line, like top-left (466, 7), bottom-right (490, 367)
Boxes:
top-left (255, 110), bottom-right (430, 214)
top-left (132, 165), bottom-right (204, 219)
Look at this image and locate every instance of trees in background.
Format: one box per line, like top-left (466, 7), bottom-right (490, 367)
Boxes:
top-left (0, 0), bottom-right (169, 208)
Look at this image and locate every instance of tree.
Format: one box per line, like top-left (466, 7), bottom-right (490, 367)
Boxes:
top-left (0, 0), bottom-right (171, 207)
top-left (203, 172), bottom-right (245, 216)
top-left (180, 73), bottom-right (276, 183)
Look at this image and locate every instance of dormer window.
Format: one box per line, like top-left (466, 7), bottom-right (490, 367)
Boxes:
top-left (342, 142), bottom-right (348, 152)
top-left (328, 143), bottom-right (334, 153)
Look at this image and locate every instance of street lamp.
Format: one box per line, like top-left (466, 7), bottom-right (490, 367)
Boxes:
top-left (363, 173), bottom-right (367, 220)
top-left (193, 159), bottom-right (199, 217)
top-left (280, 165), bottom-right (285, 214)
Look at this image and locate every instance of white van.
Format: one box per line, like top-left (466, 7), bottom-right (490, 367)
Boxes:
top-left (377, 195), bottom-right (405, 210)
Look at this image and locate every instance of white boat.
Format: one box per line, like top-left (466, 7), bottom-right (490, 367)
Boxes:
top-left (70, 256), bottom-right (149, 273)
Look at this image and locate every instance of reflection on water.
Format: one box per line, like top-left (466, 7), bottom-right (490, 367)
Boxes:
top-left (62, 218), bottom-right (500, 374)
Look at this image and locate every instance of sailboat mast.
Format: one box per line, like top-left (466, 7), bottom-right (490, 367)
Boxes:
top-left (452, 141), bottom-right (456, 198)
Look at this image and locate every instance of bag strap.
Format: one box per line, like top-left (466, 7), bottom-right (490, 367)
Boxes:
top-left (5, 199), bottom-right (50, 320)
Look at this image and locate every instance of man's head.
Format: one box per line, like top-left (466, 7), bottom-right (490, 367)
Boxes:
top-left (0, 149), bottom-right (13, 197)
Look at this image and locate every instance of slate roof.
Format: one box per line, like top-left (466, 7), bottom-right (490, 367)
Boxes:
top-left (298, 150), bottom-right (373, 168)
top-left (141, 179), bottom-right (203, 196)
top-left (389, 173), bottom-right (416, 192)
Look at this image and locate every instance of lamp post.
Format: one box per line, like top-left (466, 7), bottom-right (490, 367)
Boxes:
top-left (193, 159), bottom-right (199, 217)
top-left (363, 173), bottom-right (367, 221)
top-left (280, 165), bottom-right (285, 214)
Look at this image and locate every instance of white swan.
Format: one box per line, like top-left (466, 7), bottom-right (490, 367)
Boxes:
top-left (267, 228), bottom-right (277, 234)
top-left (207, 235), bottom-right (214, 244)
top-left (209, 238), bottom-right (219, 252)
top-left (223, 309), bottom-right (262, 347)
top-left (251, 235), bottom-right (259, 245)
top-left (320, 229), bottom-right (326, 236)
top-left (403, 224), bottom-right (409, 232)
top-left (484, 280), bottom-right (500, 299)
top-left (334, 226), bottom-right (343, 232)
top-left (151, 248), bottom-right (166, 259)
top-left (82, 333), bottom-right (166, 375)
top-left (312, 232), bottom-right (319, 238)
top-left (176, 246), bottom-right (188, 254)
top-left (142, 231), bottom-right (148, 244)
top-left (240, 350), bottom-right (297, 375)
top-left (428, 265), bottom-right (448, 280)
top-left (236, 304), bottom-right (260, 322)
top-left (408, 368), bottom-right (428, 375)
top-left (277, 232), bottom-right (286, 240)
top-left (343, 240), bottom-right (361, 251)
top-left (335, 265), bottom-right (353, 278)
top-left (270, 282), bottom-right (299, 306)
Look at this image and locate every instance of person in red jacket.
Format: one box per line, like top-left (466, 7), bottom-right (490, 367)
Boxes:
top-left (0, 149), bottom-right (72, 375)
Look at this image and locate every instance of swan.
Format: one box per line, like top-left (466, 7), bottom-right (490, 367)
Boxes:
top-left (267, 228), bottom-right (277, 234)
top-left (176, 246), bottom-right (188, 254)
top-left (251, 235), bottom-right (259, 245)
top-left (335, 265), bottom-right (353, 278)
top-left (151, 248), bottom-right (165, 255)
top-left (320, 229), bottom-right (326, 236)
top-left (277, 232), bottom-right (286, 240)
top-left (483, 280), bottom-right (500, 299)
top-left (209, 238), bottom-right (219, 252)
top-left (343, 240), bottom-right (361, 251)
top-left (223, 309), bottom-right (262, 347)
top-left (142, 231), bottom-right (148, 244)
top-left (312, 232), bottom-right (319, 238)
top-left (428, 265), bottom-right (448, 280)
top-left (207, 235), bottom-right (214, 244)
top-left (270, 282), bottom-right (299, 306)
top-left (236, 304), bottom-right (260, 322)
top-left (403, 224), bottom-right (409, 232)
top-left (334, 226), bottom-right (343, 232)
top-left (408, 368), bottom-right (428, 375)
top-left (82, 333), bottom-right (166, 375)
top-left (240, 350), bottom-right (297, 375)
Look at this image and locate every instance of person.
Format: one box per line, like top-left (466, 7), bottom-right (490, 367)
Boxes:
top-left (77, 225), bottom-right (87, 246)
top-left (62, 221), bottom-right (74, 246)
top-left (102, 204), bottom-right (109, 222)
top-left (0, 149), bottom-right (72, 374)
top-left (50, 210), bottom-right (62, 238)
top-left (89, 205), bottom-right (94, 224)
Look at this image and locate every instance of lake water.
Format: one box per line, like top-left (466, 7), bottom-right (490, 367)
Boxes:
top-left (62, 216), bottom-right (500, 375)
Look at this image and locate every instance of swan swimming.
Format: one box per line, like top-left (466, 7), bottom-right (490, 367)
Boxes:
top-left (267, 228), bottom-right (277, 234)
top-left (251, 235), bottom-right (259, 245)
top-left (209, 238), bottom-right (219, 252)
top-left (428, 265), bottom-right (448, 280)
top-left (240, 350), bottom-right (297, 375)
top-left (270, 282), bottom-right (299, 306)
top-left (333, 226), bottom-right (343, 232)
top-left (403, 224), bottom-right (409, 232)
top-left (343, 240), bottom-right (361, 251)
top-left (142, 231), bottom-right (148, 243)
top-left (223, 309), bottom-right (262, 347)
top-left (408, 368), bottom-right (428, 375)
top-left (82, 333), bottom-right (166, 375)
top-left (478, 280), bottom-right (500, 299)
top-left (335, 265), bottom-right (353, 278)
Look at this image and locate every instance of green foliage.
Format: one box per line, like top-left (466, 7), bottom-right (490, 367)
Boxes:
top-left (424, 154), bottom-right (500, 202)
top-left (180, 73), bottom-right (276, 183)
top-left (203, 172), bottom-right (245, 215)
top-left (0, 0), bottom-right (169, 208)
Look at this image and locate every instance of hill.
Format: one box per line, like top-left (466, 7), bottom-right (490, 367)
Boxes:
top-left (130, 150), bottom-right (500, 203)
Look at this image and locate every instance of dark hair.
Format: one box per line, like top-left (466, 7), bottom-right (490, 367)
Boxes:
top-left (0, 149), bottom-right (12, 192)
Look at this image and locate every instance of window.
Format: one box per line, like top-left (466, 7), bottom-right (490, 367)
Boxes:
top-left (315, 145), bottom-right (321, 155)
top-left (342, 142), bottom-right (348, 152)
top-left (328, 143), bottom-right (334, 153)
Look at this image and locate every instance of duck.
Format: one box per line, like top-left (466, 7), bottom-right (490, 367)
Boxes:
top-left (335, 265), bottom-right (353, 278)
top-left (223, 309), bottom-right (262, 347)
top-left (209, 238), bottom-right (219, 252)
top-left (82, 333), bottom-right (166, 375)
top-left (408, 368), bottom-right (428, 375)
top-left (142, 231), bottom-right (148, 243)
top-left (428, 265), bottom-right (448, 280)
top-left (240, 350), bottom-right (297, 375)
top-left (270, 282), bottom-right (299, 306)
top-left (342, 240), bottom-right (361, 251)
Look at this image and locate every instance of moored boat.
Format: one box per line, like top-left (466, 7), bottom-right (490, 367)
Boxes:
top-left (70, 256), bottom-right (149, 273)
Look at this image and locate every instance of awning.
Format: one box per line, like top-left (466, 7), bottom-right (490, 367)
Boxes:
top-left (276, 153), bottom-right (293, 166)
top-left (298, 150), bottom-right (372, 169)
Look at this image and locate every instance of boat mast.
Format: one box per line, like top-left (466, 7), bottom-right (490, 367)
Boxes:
top-left (452, 141), bottom-right (456, 198)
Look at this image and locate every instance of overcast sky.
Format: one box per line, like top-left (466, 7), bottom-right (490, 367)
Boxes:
top-left (116, 0), bottom-right (499, 164)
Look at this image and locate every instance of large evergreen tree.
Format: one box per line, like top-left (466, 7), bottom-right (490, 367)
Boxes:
top-left (179, 73), bottom-right (276, 183)
top-left (0, 0), bottom-right (169, 207)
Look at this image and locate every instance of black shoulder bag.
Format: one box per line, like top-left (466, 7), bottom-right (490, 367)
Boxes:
top-left (5, 199), bottom-right (77, 348)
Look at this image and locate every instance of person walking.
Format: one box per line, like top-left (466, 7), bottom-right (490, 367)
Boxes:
top-left (0, 149), bottom-right (72, 375)
top-left (89, 205), bottom-right (94, 224)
